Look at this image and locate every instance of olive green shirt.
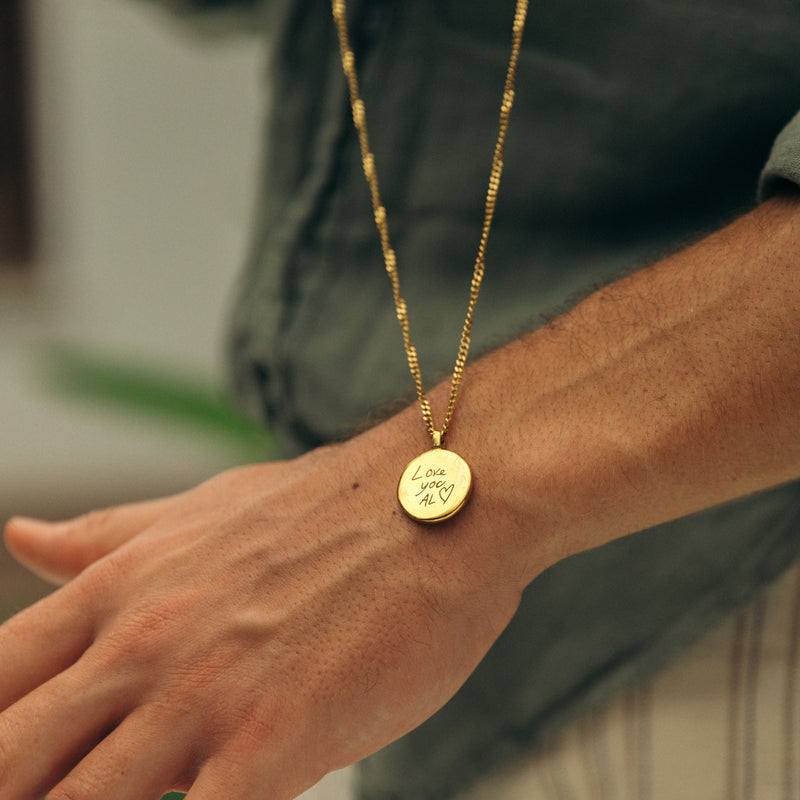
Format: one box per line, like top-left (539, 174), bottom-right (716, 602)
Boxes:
top-left (149, 1), bottom-right (800, 797)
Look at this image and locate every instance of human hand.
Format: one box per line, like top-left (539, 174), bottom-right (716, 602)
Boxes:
top-left (1, 433), bottom-right (524, 799)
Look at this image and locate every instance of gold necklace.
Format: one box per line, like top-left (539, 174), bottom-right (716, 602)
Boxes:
top-left (332, 0), bottom-right (529, 522)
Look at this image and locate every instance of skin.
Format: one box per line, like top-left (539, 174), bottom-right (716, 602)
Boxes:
top-left (2, 195), bottom-right (800, 799)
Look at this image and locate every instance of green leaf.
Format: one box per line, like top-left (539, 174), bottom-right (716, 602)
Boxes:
top-left (41, 344), bottom-right (275, 460)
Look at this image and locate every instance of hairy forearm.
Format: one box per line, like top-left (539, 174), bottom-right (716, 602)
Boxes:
top-left (358, 195), bottom-right (800, 590)
top-left (5, 200), bottom-right (799, 800)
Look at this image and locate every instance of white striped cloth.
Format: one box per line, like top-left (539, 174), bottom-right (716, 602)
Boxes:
top-left (459, 558), bottom-right (800, 800)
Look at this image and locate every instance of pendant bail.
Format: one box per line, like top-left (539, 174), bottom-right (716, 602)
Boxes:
top-left (432, 430), bottom-right (443, 449)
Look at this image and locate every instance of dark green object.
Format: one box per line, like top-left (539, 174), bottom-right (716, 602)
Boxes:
top-left (42, 344), bottom-right (274, 461)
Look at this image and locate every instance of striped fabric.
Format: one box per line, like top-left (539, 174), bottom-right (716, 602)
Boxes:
top-left (458, 559), bottom-right (800, 800)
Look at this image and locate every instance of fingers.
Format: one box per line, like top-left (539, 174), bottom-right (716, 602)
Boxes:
top-left (43, 705), bottom-right (194, 800)
top-left (0, 584), bottom-right (96, 712)
top-left (4, 495), bottom-right (176, 585)
top-left (0, 658), bottom-right (128, 800)
top-left (0, 585), bottom-right (194, 800)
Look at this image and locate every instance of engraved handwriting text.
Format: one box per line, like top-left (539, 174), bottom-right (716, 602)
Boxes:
top-left (411, 464), bottom-right (456, 507)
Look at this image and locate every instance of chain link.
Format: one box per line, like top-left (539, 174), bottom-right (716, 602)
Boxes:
top-left (332, 0), bottom-right (529, 446)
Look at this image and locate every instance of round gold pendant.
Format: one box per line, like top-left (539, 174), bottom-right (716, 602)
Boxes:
top-left (397, 448), bottom-right (473, 523)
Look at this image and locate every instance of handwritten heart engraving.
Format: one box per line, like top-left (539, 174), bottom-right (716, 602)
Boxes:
top-left (398, 448), bottom-right (473, 523)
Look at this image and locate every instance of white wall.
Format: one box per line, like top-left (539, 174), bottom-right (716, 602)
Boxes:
top-left (1, 0), bottom-right (266, 518)
top-left (30, 0), bottom-right (266, 367)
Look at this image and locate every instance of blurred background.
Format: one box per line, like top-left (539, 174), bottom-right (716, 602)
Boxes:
top-left (1, 0), bottom-right (264, 610)
top-left (1, 2), bottom-right (350, 796)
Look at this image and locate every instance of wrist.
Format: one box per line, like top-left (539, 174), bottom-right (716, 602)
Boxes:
top-left (333, 392), bottom-right (541, 600)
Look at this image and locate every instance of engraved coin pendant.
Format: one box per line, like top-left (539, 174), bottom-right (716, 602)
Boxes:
top-left (397, 448), bottom-right (473, 523)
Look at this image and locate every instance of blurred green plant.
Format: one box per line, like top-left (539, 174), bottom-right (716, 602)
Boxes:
top-left (41, 343), bottom-right (275, 462)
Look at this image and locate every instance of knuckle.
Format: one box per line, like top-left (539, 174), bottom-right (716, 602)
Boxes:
top-left (77, 507), bottom-right (117, 540)
top-left (92, 596), bottom-right (185, 673)
top-left (62, 554), bottom-right (124, 616)
top-left (61, 507), bottom-right (123, 577)
top-left (229, 691), bottom-right (296, 750)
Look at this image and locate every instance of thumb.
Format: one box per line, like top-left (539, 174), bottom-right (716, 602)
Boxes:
top-left (4, 496), bottom-right (175, 586)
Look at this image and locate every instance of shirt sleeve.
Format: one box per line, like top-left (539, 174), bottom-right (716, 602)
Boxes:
top-left (759, 111), bottom-right (800, 199)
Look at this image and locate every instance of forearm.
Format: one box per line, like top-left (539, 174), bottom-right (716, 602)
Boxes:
top-left (5, 201), bottom-right (799, 800)
top-left (356, 195), bottom-right (800, 591)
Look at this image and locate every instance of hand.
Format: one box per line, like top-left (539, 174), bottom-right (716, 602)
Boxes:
top-left (1, 434), bottom-right (524, 800)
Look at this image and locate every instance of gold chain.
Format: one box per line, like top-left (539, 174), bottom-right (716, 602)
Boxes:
top-left (332, 0), bottom-right (529, 447)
